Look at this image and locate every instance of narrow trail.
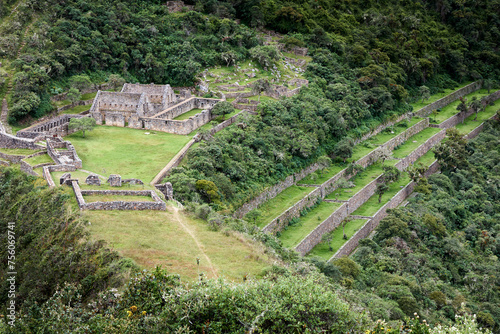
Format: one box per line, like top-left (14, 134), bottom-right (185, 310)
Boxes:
top-left (170, 206), bottom-right (218, 278)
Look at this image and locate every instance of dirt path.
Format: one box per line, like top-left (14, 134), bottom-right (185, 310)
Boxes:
top-left (170, 206), bottom-right (218, 278)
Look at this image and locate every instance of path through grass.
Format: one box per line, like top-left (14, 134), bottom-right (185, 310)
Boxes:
top-left (85, 208), bottom-right (272, 281)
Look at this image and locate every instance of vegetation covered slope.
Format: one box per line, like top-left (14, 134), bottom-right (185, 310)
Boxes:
top-left (347, 118), bottom-right (500, 331)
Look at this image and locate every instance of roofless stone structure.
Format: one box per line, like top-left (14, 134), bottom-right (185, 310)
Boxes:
top-left (90, 83), bottom-right (222, 135)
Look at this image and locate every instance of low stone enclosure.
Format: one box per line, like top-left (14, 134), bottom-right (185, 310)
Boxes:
top-left (70, 179), bottom-right (166, 211)
top-left (90, 83), bottom-right (223, 135)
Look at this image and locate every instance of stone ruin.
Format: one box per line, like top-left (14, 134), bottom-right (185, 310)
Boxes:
top-left (85, 174), bottom-right (101, 186)
top-left (122, 178), bottom-right (144, 185)
top-left (107, 174), bottom-right (122, 187)
top-left (165, 1), bottom-right (193, 13)
top-left (60, 173), bottom-right (72, 186)
top-left (156, 182), bottom-right (174, 200)
top-left (89, 83), bottom-right (223, 135)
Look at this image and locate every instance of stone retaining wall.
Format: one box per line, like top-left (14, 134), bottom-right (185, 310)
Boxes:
top-left (235, 115), bottom-right (428, 220)
top-left (414, 81), bottom-right (481, 117)
top-left (56, 99), bottom-right (93, 113)
top-left (42, 164), bottom-right (77, 188)
top-left (262, 187), bottom-right (323, 234)
top-left (330, 182), bottom-right (415, 259)
top-left (142, 110), bottom-right (212, 135)
top-left (16, 114), bottom-right (85, 139)
top-left (395, 130), bottom-right (446, 170)
top-left (0, 132), bottom-right (44, 149)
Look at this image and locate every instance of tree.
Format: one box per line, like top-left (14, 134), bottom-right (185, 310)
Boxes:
top-left (195, 179), bottom-right (220, 203)
top-left (376, 166), bottom-right (401, 203)
top-left (317, 156), bottom-right (332, 175)
top-left (483, 79), bottom-right (494, 94)
top-left (375, 146), bottom-right (392, 166)
top-left (211, 101), bottom-right (234, 121)
top-left (469, 96), bottom-right (483, 121)
top-left (108, 74), bottom-right (125, 91)
top-left (68, 117), bottom-right (96, 138)
top-left (333, 137), bottom-right (354, 162)
top-left (246, 210), bottom-right (261, 224)
top-left (419, 85), bottom-right (430, 103)
top-left (249, 45), bottom-right (280, 68)
top-left (321, 233), bottom-right (333, 251)
top-left (251, 79), bottom-right (271, 102)
top-left (375, 182), bottom-right (389, 203)
top-left (66, 88), bottom-right (81, 107)
top-left (433, 128), bottom-right (469, 172)
top-left (456, 97), bottom-right (468, 124)
top-left (70, 75), bottom-right (92, 92)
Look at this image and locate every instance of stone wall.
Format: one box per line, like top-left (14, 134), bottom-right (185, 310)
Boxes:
top-left (142, 110), bottom-right (212, 135)
top-left (151, 138), bottom-right (196, 185)
top-left (331, 182), bottom-right (415, 259)
top-left (72, 185), bottom-right (167, 211)
top-left (153, 97), bottom-right (221, 120)
top-left (56, 99), bottom-right (93, 113)
top-left (395, 129), bottom-right (446, 170)
top-left (0, 132), bottom-right (44, 149)
top-left (16, 114), bottom-right (85, 139)
top-left (414, 81), bottom-right (481, 117)
top-left (235, 114), bottom-right (428, 220)
top-left (43, 164), bottom-right (77, 188)
top-left (262, 187), bottom-right (323, 234)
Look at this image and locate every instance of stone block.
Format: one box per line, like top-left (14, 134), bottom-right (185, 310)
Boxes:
top-left (60, 173), bottom-right (71, 185)
top-left (107, 174), bottom-right (122, 187)
top-left (86, 174), bottom-right (101, 186)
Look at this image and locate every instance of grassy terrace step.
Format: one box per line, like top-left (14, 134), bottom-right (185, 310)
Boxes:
top-left (299, 118), bottom-right (421, 185)
top-left (23, 154), bottom-right (53, 166)
top-left (173, 108), bottom-right (203, 120)
top-left (409, 81), bottom-right (472, 111)
top-left (432, 89), bottom-right (492, 124)
top-left (325, 161), bottom-right (396, 201)
top-left (60, 104), bottom-right (92, 115)
top-left (279, 201), bottom-right (342, 249)
top-left (249, 185), bottom-right (315, 228)
top-left (392, 127), bottom-right (442, 159)
top-left (0, 147), bottom-right (42, 155)
top-left (414, 150), bottom-right (436, 168)
top-left (351, 174), bottom-right (411, 217)
top-left (456, 98), bottom-right (500, 135)
top-left (83, 194), bottom-right (155, 202)
top-left (307, 219), bottom-right (368, 261)
top-left (350, 118), bottom-right (422, 161)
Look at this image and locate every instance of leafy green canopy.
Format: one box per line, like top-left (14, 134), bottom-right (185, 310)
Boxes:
top-left (0, 167), bottom-right (130, 310)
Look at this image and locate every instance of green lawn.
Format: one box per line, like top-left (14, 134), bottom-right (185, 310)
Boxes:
top-left (282, 52), bottom-right (313, 62)
top-left (350, 118), bottom-right (422, 161)
top-left (413, 150), bottom-right (436, 168)
top-left (299, 164), bottom-right (347, 185)
top-left (23, 154), bottom-right (54, 166)
top-left (246, 185), bottom-right (315, 228)
top-left (60, 104), bottom-right (92, 115)
top-left (195, 108), bottom-right (243, 134)
top-left (456, 98), bottom-right (500, 135)
top-left (81, 92), bottom-right (97, 100)
top-left (410, 81), bottom-right (472, 111)
top-left (279, 201), bottom-right (342, 249)
top-left (247, 95), bottom-right (277, 102)
top-left (432, 89), bottom-right (493, 123)
top-left (351, 174), bottom-right (411, 217)
top-left (0, 147), bottom-right (42, 155)
top-left (307, 219), bottom-right (368, 260)
top-left (64, 126), bottom-right (191, 183)
top-left (392, 127), bottom-right (442, 159)
top-left (325, 163), bottom-right (387, 201)
top-left (174, 108), bottom-right (203, 120)
top-left (85, 209), bottom-right (273, 282)
top-left (83, 194), bottom-right (155, 202)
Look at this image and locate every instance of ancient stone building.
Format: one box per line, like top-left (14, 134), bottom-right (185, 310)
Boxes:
top-left (90, 83), bottom-right (222, 135)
